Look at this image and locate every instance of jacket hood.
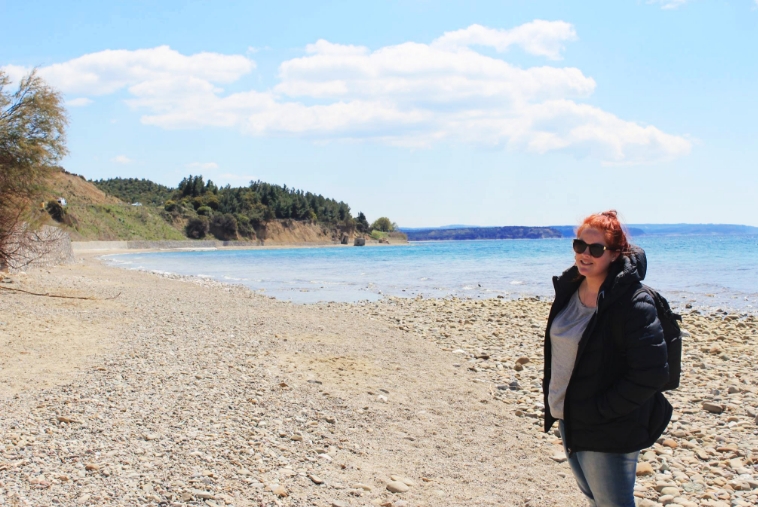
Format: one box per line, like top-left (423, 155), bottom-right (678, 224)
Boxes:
top-left (621, 245), bottom-right (647, 282)
top-left (553, 245), bottom-right (647, 306)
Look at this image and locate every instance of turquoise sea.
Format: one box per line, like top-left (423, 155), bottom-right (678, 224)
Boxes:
top-left (105, 235), bottom-right (758, 314)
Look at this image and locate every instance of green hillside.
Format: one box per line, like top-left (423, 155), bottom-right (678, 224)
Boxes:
top-left (45, 170), bottom-right (186, 241)
top-left (92, 177), bottom-right (173, 207)
top-left (44, 169), bottom-right (390, 243)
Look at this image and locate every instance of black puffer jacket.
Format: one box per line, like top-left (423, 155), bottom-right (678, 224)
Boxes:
top-left (542, 246), bottom-right (672, 454)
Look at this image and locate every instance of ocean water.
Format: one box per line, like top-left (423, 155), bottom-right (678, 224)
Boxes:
top-left (105, 235), bottom-right (758, 313)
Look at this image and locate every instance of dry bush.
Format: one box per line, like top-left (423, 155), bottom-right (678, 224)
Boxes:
top-left (0, 70), bottom-right (68, 269)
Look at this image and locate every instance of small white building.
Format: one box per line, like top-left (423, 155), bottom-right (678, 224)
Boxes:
top-left (56, 197), bottom-right (67, 206)
top-left (131, 202), bottom-right (143, 206)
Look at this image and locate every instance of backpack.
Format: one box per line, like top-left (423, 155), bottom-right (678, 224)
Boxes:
top-left (612, 284), bottom-right (682, 392)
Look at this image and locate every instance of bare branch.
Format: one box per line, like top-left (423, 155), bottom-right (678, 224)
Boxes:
top-left (0, 285), bottom-right (121, 301)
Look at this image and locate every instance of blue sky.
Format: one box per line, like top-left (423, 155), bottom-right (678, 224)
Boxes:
top-left (2, 0), bottom-right (757, 226)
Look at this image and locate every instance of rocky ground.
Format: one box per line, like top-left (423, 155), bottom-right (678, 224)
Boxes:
top-left (373, 296), bottom-right (758, 507)
top-left (0, 257), bottom-right (756, 507)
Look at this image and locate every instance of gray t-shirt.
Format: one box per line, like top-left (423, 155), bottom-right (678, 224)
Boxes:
top-left (548, 289), bottom-right (596, 420)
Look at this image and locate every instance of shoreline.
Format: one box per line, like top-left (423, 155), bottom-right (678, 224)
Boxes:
top-left (0, 257), bottom-right (756, 506)
top-left (71, 239), bottom-right (410, 253)
top-left (96, 247), bottom-right (756, 317)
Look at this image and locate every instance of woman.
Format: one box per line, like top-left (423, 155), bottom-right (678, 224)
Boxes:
top-left (542, 210), bottom-right (672, 507)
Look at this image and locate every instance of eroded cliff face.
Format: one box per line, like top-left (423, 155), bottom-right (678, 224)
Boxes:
top-left (254, 220), bottom-right (356, 245)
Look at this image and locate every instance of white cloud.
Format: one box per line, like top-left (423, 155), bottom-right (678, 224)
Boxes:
top-left (1, 64), bottom-right (29, 84)
top-left (648, 0), bottom-right (692, 9)
top-left (186, 162), bottom-right (219, 170)
top-left (3, 21), bottom-right (691, 164)
top-left (66, 97), bottom-right (93, 107)
top-left (112, 155), bottom-right (133, 164)
top-left (432, 20), bottom-right (577, 60)
top-left (3, 46), bottom-right (254, 96)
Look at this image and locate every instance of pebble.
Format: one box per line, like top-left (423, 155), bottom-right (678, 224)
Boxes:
top-left (390, 475), bottom-right (416, 487)
top-left (271, 484), bottom-right (288, 497)
top-left (702, 401), bottom-right (725, 414)
top-left (386, 481), bottom-right (410, 493)
top-left (189, 489), bottom-right (214, 499)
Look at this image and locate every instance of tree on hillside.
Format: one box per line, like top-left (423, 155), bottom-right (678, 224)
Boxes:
top-left (370, 217), bottom-right (394, 232)
top-left (356, 212), bottom-right (369, 233)
top-left (164, 175), bottom-right (355, 230)
top-left (92, 177), bottom-right (173, 206)
top-left (0, 70), bottom-right (68, 269)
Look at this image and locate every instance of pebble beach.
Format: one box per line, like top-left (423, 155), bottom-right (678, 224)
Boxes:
top-left (1, 254), bottom-right (757, 507)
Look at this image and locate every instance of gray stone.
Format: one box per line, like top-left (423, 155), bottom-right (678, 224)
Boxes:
top-left (702, 402), bottom-right (724, 414)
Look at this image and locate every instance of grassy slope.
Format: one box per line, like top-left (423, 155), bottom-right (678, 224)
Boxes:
top-left (45, 170), bottom-right (186, 241)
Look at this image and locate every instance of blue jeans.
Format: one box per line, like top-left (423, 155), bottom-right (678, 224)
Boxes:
top-left (559, 421), bottom-right (640, 507)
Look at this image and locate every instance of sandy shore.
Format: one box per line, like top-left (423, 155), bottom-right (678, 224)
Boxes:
top-left (0, 255), bottom-right (756, 507)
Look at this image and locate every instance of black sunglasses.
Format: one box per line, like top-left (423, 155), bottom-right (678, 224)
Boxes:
top-left (572, 239), bottom-right (616, 258)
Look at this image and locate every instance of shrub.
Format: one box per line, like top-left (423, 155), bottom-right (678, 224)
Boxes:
top-left (210, 213), bottom-right (238, 240)
top-left (185, 216), bottom-right (209, 239)
top-left (235, 214), bottom-right (254, 239)
top-left (370, 230), bottom-right (387, 241)
top-left (370, 217), bottom-right (394, 232)
top-left (204, 195), bottom-right (220, 210)
top-left (164, 200), bottom-right (178, 212)
top-left (45, 200), bottom-right (65, 222)
top-left (197, 206), bottom-right (213, 216)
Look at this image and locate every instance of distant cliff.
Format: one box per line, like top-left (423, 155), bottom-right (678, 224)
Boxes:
top-left (402, 222), bottom-right (758, 241)
top-left (550, 224), bottom-right (758, 237)
top-left (404, 226), bottom-right (562, 241)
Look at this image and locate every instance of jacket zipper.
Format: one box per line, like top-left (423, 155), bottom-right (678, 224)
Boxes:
top-left (562, 290), bottom-right (605, 457)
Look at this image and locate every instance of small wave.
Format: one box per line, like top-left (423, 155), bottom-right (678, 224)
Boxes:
top-left (197, 274), bottom-right (212, 278)
top-left (110, 260), bottom-right (133, 265)
top-left (510, 281), bottom-right (524, 285)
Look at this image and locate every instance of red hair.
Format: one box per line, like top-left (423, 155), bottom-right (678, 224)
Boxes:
top-left (577, 210), bottom-right (630, 255)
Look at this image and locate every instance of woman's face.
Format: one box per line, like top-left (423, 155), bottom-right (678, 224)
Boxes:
top-left (575, 227), bottom-right (619, 279)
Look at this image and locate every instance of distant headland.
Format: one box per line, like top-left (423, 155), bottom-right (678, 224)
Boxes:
top-left (401, 223), bottom-right (758, 241)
